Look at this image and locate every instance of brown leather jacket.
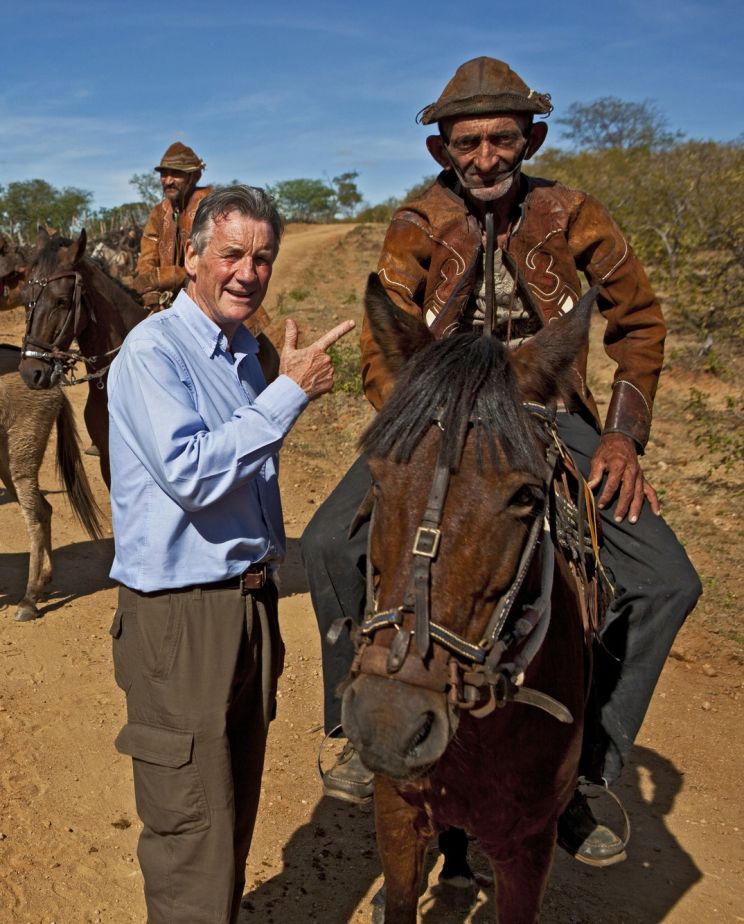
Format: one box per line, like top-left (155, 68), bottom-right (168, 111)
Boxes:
top-left (362, 173), bottom-right (666, 449)
top-left (135, 186), bottom-right (213, 298)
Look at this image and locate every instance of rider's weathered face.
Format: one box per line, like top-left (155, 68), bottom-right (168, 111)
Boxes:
top-left (428, 113), bottom-right (546, 202)
top-left (445, 115), bottom-right (529, 200)
top-left (158, 169), bottom-right (198, 206)
top-left (184, 210), bottom-right (276, 343)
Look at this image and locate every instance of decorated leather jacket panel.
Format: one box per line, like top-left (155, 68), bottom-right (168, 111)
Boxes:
top-left (363, 173), bottom-right (665, 449)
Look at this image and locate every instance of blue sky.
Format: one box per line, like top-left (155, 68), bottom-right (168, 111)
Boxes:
top-left (1, 0), bottom-right (742, 211)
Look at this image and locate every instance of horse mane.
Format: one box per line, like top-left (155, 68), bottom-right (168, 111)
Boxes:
top-left (30, 234), bottom-right (143, 304)
top-left (31, 235), bottom-right (74, 277)
top-left (81, 255), bottom-right (141, 303)
top-left (360, 333), bottom-right (545, 476)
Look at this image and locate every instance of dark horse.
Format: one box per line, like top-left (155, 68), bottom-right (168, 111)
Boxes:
top-left (18, 229), bottom-right (280, 488)
top-left (341, 276), bottom-right (598, 923)
top-left (18, 229), bottom-right (149, 487)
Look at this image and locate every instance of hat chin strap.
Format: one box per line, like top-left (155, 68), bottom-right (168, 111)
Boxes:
top-left (443, 143), bottom-right (527, 202)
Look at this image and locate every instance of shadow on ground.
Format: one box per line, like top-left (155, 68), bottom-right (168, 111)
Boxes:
top-left (239, 795), bottom-right (379, 923)
top-left (239, 745), bottom-right (701, 923)
top-left (0, 537), bottom-right (115, 618)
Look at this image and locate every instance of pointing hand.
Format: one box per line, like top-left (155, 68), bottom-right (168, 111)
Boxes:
top-left (279, 318), bottom-right (356, 399)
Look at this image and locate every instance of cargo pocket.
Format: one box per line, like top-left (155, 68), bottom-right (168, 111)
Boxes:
top-left (110, 608), bottom-right (134, 693)
top-left (115, 722), bottom-right (209, 835)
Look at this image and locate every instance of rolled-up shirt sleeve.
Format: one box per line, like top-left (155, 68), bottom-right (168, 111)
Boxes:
top-left (109, 336), bottom-right (307, 511)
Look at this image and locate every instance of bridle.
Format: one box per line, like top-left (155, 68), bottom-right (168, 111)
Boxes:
top-left (336, 402), bottom-right (576, 725)
top-left (21, 269), bottom-right (120, 387)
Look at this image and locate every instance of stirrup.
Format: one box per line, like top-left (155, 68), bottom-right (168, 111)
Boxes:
top-left (316, 723), bottom-right (344, 781)
top-left (576, 776), bottom-right (632, 852)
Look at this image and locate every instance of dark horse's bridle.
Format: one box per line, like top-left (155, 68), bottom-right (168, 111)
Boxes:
top-left (334, 401), bottom-right (580, 725)
top-left (22, 269), bottom-right (119, 387)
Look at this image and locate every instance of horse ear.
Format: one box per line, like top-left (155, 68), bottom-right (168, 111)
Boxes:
top-left (72, 229), bottom-right (87, 265)
top-left (510, 287), bottom-right (597, 404)
top-left (35, 226), bottom-right (51, 252)
top-left (364, 273), bottom-right (433, 376)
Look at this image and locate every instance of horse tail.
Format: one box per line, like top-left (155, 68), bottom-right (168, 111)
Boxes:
top-left (55, 394), bottom-right (104, 540)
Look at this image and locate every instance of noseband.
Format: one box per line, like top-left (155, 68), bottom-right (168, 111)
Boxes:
top-left (22, 270), bottom-right (118, 386)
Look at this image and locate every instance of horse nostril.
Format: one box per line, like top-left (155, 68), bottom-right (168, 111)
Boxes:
top-left (407, 711), bottom-right (434, 757)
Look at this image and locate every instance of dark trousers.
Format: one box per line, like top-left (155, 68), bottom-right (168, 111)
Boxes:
top-left (111, 580), bottom-right (282, 924)
top-left (301, 413), bottom-right (701, 783)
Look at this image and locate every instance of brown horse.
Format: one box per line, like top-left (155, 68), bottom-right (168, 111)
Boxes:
top-left (341, 276), bottom-right (597, 923)
top-left (0, 232), bottom-right (29, 310)
top-left (1, 345), bottom-right (102, 621)
top-left (18, 230), bottom-right (280, 487)
top-left (17, 229), bottom-right (149, 487)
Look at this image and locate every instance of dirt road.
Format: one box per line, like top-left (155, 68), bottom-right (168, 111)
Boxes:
top-left (0, 224), bottom-right (741, 923)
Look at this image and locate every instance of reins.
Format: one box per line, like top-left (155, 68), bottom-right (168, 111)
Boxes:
top-left (21, 270), bottom-right (121, 387)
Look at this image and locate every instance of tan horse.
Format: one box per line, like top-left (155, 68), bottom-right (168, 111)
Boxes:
top-left (0, 346), bottom-right (102, 621)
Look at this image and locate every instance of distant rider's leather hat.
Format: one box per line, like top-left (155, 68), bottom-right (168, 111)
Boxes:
top-left (417, 57), bottom-right (552, 125)
top-left (155, 142), bottom-right (205, 174)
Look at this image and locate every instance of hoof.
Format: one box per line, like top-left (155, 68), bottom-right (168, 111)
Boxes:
top-left (15, 605), bottom-right (41, 622)
top-left (439, 872), bottom-right (476, 889)
top-left (371, 884), bottom-right (385, 924)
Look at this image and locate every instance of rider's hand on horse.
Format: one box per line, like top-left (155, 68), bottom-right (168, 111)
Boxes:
top-left (588, 432), bottom-right (661, 524)
top-left (279, 318), bottom-right (356, 400)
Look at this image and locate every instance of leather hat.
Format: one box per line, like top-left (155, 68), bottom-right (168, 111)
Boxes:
top-left (418, 57), bottom-right (552, 125)
top-left (155, 142), bottom-right (205, 173)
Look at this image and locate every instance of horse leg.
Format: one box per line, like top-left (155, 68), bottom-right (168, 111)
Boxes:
top-left (11, 474), bottom-right (53, 622)
top-left (374, 776), bottom-right (428, 924)
top-left (489, 828), bottom-right (557, 924)
top-left (84, 392), bottom-right (110, 489)
top-left (0, 447), bottom-right (17, 500)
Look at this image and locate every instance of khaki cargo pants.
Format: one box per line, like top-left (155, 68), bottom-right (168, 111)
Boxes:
top-left (111, 580), bottom-right (282, 924)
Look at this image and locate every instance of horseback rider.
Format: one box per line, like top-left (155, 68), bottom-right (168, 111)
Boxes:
top-left (133, 142), bottom-right (212, 310)
top-left (301, 57), bottom-right (702, 867)
top-left (133, 142), bottom-right (277, 376)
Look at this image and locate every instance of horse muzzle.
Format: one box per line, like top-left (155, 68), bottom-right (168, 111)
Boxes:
top-left (341, 673), bottom-right (457, 780)
top-left (19, 357), bottom-right (55, 390)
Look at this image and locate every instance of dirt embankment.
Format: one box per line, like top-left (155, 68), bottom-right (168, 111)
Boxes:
top-left (0, 223), bottom-right (742, 923)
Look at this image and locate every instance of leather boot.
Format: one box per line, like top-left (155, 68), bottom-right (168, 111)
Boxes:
top-left (557, 788), bottom-right (628, 867)
top-left (322, 742), bottom-right (374, 804)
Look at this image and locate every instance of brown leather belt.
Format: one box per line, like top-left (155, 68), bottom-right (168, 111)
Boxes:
top-left (203, 564), bottom-right (270, 595)
top-left (133, 564), bottom-right (271, 598)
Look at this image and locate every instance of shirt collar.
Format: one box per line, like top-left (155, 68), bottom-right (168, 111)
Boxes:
top-left (171, 290), bottom-right (259, 360)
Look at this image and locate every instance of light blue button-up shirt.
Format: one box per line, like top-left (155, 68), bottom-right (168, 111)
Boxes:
top-left (108, 290), bottom-right (308, 592)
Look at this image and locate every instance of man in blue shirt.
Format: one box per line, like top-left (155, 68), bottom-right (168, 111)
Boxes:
top-left (108, 185), bottom-right (354, 924)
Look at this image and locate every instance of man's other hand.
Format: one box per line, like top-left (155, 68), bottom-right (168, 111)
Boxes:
top-left (279, 318), bottom-right (356, 400)
top-left (588, 432), bottom-right (661, 524)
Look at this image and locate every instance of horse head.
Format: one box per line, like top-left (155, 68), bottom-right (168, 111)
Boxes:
top-left (341, 273), bottom-right (594, 781)
top-left (19, 229), bottom-right (89, 388)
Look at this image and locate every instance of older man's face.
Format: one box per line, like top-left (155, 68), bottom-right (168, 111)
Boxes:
top-left (159, 169), bottom-right (198, 207)
top-left (184, 210), bottom-right (276, 342)
top-left (430, 113), bottom-right (544, 202)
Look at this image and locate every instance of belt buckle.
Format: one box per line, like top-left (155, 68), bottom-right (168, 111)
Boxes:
top-left (240, 565), bottom-right (267, 594)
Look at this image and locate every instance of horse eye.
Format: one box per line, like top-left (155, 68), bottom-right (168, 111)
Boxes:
top-left (508, 484), bottom-right (543, 510)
